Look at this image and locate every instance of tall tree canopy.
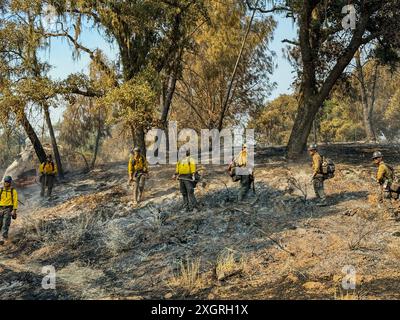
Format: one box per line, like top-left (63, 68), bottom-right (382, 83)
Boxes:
top-left (249, 0), bottom-right (400, 157)
top-left (42, 0), bottom-right (208, 152)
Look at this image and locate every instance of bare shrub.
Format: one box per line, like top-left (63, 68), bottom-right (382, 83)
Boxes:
top-left (54, 212), bottom-right (103, 250)
top-left (287, 173), bottom-right (308, 203)
top-left (347, 217), bottom-right (379, 251)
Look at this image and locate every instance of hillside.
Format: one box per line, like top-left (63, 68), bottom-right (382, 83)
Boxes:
top-left (1, 144), bottom-right (400, 300)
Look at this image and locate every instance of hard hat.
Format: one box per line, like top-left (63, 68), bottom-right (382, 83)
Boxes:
top-left (372, 151), bottom-right (383, 159)
top-left (308, 144), bottom-right (318, 151)
top-left (242, 144), bottom-right (247, 148)
top-left (4, 176), bottom-right (12, 183)
top-left (134, 147), bottom-right (140, 152)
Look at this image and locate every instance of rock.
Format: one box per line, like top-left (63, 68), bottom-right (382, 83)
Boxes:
top-left (286, 273), bottom-right (299, 283)
top-left (392, 231), bottom-right (400, 237)
top-left (164, 293), bottom-right (173, 299)
top-left (302, 281), bottom-right (325, 291)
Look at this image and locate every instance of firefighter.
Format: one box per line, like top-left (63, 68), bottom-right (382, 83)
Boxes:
top-left (0, 176), bottom-right (18, 245)
top-left (39, 154), bottom-right (57, 197)
top-left (232, 144), bottom-right (254, 202)
top-left (308, 144), bottom-right (327, 206)
top-left (372, 151), bottom-right (399, 200)
top-left (128, 147), bottom-right (149, 204)
top-left (173, 150), bottom-right (198, 212)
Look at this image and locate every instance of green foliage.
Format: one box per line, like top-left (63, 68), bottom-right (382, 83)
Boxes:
top-left (172, 0), bottom-right (276, 130)
top-left (0, 125), bottom-right (25, 168)
top-left (101, 67), bottom-right (160, 131)
top-left (249, 94), bottom-right (297, 145)
top-left (319, 99), bottom-right (365, 143)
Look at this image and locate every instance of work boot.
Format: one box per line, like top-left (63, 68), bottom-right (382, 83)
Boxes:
top-left (0, 236), bottom-right (4, 245)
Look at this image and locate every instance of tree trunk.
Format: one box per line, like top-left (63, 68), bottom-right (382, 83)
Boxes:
top-left (91, 115), bottom-right (102, 169)
top-left (77, 152), bottom-right (90, 173)
top-left (355, 50), bottom-right (376, 142)
top-left (18, 111), bottom-right (46, 163)
top-left (131, 125), bottom-right (146, 155)
top-left (286, 1), bottom-right (369, 158)
top-left (160, 65), bottom-right (179, 127)
top-left (160, 67), bottom-right (179, 160)
top-left (287, 99), bottom-right (319, 157)
top-left (44, 105), bottom-right (64, 178)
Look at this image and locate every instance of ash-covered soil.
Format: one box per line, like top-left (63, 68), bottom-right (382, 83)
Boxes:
top-left (1, 144), bottom-right (400, 300)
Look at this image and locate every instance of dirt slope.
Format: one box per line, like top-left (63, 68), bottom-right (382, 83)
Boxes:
top-left (1, 144), bottom-right (400, 300)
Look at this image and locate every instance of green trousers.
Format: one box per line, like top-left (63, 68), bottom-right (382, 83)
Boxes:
top-left (179, 174), bottom-right (197, 211)
top-left (238, 175), bottom-right (251, 202)
top-left (313, 174), bottom-right (326, 201)
top-left (0, 207), bottom-right (13, 239)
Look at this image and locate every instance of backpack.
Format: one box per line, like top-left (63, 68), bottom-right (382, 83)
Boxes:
top-left (193, 171), bottom-right (201, 187)
top-left (0, 188), bottom-right (14, 206)
top-left (228, 162), bottom-right (241, 182)
top-left (387, 164), bottom-right (395, 181)
top-left (321, 157), bottom-right (335, 179)
top-left (43, 161), bottom-right (55, 172)
top-left (384, 164), bottom-right (400, 193)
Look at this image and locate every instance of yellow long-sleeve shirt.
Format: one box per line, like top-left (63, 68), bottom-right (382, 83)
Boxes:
top-left (235, 150), bottom-right (247, 167)
top-left (128, 155), bottom-right (148, 176)
top-left (0, 188), bottom-right (18, 210)
top-left (377, 162), bottom-right (393, 185)
top-left (176, 157), bottom-right (196, 175)
top-left (312, 152), bottom-right (323, 175)
top-left (39, 161), bottom-right (58, 175)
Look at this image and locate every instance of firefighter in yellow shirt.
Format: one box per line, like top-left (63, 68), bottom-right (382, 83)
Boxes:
top-left (0, 176), bottom-right (18, 245)
top-left (308, 144), bottom-right (327, 206)
top-left (39, 154), bottom-right (58, 197)
top-left (173, 149), bottom-right (198, 212)
top-left (372, 151), bottom-right (399, 200)
top-left (232, 144), bottom-right (254, 202)
top-left (128, 147), bottom-right (149, 204)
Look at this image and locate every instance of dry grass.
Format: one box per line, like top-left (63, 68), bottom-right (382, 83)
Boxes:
top-left (54, 213), bottom-right (103, 249)
top-left (334, 287), bottom-right (364, 300)
top-left (387, 243), bottom-right (400, 259)
top-left (19, 216), bottom-right (51, 243)
top-left (105, 221), bottom-right (133, 256)
top-left (168, 258), bottom-right (203, 294)
top-left (215, 249), bottom-right (244, 281)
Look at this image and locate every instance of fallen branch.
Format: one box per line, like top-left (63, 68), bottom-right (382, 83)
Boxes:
top-left (256, 228), bottom-right (295, 257)
top-left (221, 206), bottom-right (251, 215)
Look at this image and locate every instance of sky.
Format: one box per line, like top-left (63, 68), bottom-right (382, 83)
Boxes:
top-left (40, 13), bottom-right (298, 124)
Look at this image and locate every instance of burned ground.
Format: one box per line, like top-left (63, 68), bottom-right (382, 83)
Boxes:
top-left (1, 144), bottom-right (400, 300)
